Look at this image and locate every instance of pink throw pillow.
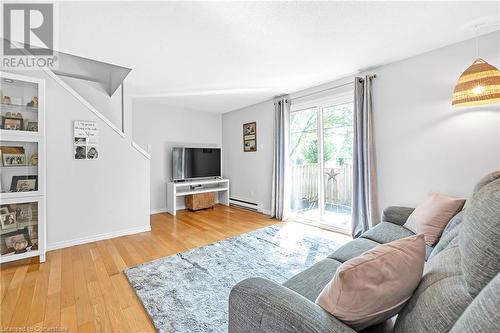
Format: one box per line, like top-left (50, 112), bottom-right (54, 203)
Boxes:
top-left (404, 193), bottom-right (465, 246)
top-left (316, 235), bottom-right (425, 331)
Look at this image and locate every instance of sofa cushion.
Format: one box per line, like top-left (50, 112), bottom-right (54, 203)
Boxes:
top-left (429, 211), bottom-right (464, 260)
top-left (394, 240), bottom-right (473, 333)
top-left (360, 222), bottom-right (414, 244)
top-left (283, 258), bottom-right (342, 302)
top-left (449, 273), bottom-right (500, 333)
top-left (459, 175), bottom-right (500, 297)
top-left (442, 210), bottom-right (465, 236)
top-left (327, 238), bottom-right (380, 262)
top-left (317, 235), bottom-right (425, 331)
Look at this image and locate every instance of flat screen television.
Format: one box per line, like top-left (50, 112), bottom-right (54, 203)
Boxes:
top-left (172, 147), bottom-right (221, 181)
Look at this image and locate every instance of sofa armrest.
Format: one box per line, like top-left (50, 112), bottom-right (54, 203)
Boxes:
top-left (381, 206), bottom-right (415, 226)
top-left (229, 277), bottom-right (355, 333)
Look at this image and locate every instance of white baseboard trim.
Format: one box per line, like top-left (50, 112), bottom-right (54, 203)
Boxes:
top-left (151, 204), bottom-right (268, 216)
top-left (261, 209), bottom-right (272, 216)
top-left (150, 207), bottom-right (169, 214)
top-left (47, 225), bottom-right (152, 251)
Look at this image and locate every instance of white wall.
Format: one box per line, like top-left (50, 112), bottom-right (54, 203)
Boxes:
top-left (222, 31), bottom-right (500, 216)
top-left (222, 100), bottom-right (274, 214)
top-left (373, 31), bottom-right (500, 210)
top-left (132, 100), bottom-right (222, 212)
top-left (5, 69), bottom-right (151, 250)
top-left (60, 76), bottom-right (123, 131)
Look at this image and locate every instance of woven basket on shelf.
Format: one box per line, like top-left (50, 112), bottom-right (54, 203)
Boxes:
top-left (185, 192), bottom-right (216, 211)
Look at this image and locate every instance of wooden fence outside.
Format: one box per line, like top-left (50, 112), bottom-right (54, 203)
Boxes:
top-left (290, 163), bottom-right (353, 207)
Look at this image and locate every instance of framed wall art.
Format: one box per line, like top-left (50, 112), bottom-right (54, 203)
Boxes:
top-left (74, 120), bottom-right (99, 160)
top-left (243, 122), bottom-right (257, 152)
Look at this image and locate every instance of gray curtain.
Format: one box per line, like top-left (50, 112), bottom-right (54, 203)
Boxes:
top-left (352, 76), bottom-right (379, 238)
top-left (271, 97), bottom-right (290, 220)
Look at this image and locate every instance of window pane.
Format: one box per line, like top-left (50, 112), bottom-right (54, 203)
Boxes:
top-left (289, 108), bottom-right (319, 221)
top-left (322, 103), bottom-right (353, 230)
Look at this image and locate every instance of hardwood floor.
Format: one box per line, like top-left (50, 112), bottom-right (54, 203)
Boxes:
top-left (0, 205), bottom-right (349, 333)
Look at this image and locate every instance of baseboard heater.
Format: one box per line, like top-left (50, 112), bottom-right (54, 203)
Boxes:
top-left (229, 198), bottom-right (261, 212)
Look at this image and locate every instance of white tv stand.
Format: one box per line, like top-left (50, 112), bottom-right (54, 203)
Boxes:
top-left (166, 178), bottom-right (230, 216)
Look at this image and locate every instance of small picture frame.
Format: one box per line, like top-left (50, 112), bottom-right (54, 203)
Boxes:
top-left (12, 203), bottom-right (33, 224)
top-left (3, 153), bottom-right (26, 166)
top-left (10, 175), bottom-right (38, 192)
top-left (2, 117), bottom-right (23, 131)
top-left (243, 122), bottom-right (257, 152)
top-left (0, 211), bottom-right (17, 230)
top-left (26, 121), bottom-right (38, 132)
top-left (1, 228), bottom-right (31, 255)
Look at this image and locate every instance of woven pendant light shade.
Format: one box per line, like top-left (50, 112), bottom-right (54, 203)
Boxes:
top-left (452, 58), bottom-right (500, 106)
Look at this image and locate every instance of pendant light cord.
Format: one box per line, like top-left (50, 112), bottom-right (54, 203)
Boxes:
top-left (474, 25), bottom-right (479, 59)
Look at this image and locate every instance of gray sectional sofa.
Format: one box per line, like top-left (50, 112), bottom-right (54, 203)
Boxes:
top-left (229, 172), bottom-right (500, 333)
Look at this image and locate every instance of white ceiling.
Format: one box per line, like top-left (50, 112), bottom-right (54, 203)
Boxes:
top-left (57, 1), bottom-right (500, 113)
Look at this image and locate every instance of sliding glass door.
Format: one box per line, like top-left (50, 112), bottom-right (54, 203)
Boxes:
top-left (289, 96), bottom-right (354, 232)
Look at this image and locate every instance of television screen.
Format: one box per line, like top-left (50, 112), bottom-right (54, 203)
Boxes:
top-left (172, 147), bottom-right (221, 180)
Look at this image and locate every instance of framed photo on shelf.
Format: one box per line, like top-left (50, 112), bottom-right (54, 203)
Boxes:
top-left (243, 122), bottom-right (257, 152)
top-left (0, 211), bottom-right (17, 230)
top-left (11, 203), bottom-right (33, 224)
top-left (26, 121), bottom-right (38, 132)
top-left (2, 117), bottom-right (23, 130)
top-left (3, 153), bottom-right (26, 166)
top-left (0, 146), bottom-right (25, 166)
top-left (1, 228), bottom-right (31, 255)
top-left (10, 175), bottom-right (38, 192)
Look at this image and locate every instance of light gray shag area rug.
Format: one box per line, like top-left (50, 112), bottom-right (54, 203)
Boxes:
top-left (124, 225), bottom-right (341, 333)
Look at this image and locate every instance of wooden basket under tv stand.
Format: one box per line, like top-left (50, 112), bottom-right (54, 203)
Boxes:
top-left (166, 178), bottom-right (229, 216)
top-left (185, 192), bottom-right (216, 211)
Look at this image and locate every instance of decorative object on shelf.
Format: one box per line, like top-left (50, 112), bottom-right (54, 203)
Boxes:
top-left (26, 121), bottom-right (38, 131)
top-left (3, 96), bottom-right (11, 105)
top-left (26, 97), bottom-right (38, 108)
top-left (243, 121), bottom-right (257, 152)
top-left (12, 203), bottom-right (33, 224)
top-left (2, 117), bottom-right (23, 130)
top-left (30, 153), bottom-right (38, 166)
top-left (13, 239), bottom-right (28, 254)
top-left (1, 228), bottom-right (31, 255)
top-left (10, 175), bottom-right (38, 192)
top-left (3, 154), bottom-right (26, 166)
top-left (1, 146), bottom-right (26, 166)
top-left (0, 211), bottom-right (17, 230)
top-left (74, 120), bottom-right (99, 160)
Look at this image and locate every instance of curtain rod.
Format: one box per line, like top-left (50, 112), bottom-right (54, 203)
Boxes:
top-left (292, 74), bottom-right (377, 101)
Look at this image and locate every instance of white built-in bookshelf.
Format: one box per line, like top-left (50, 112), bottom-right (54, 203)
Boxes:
top-left (0, 71), bottom-right (46, 263)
